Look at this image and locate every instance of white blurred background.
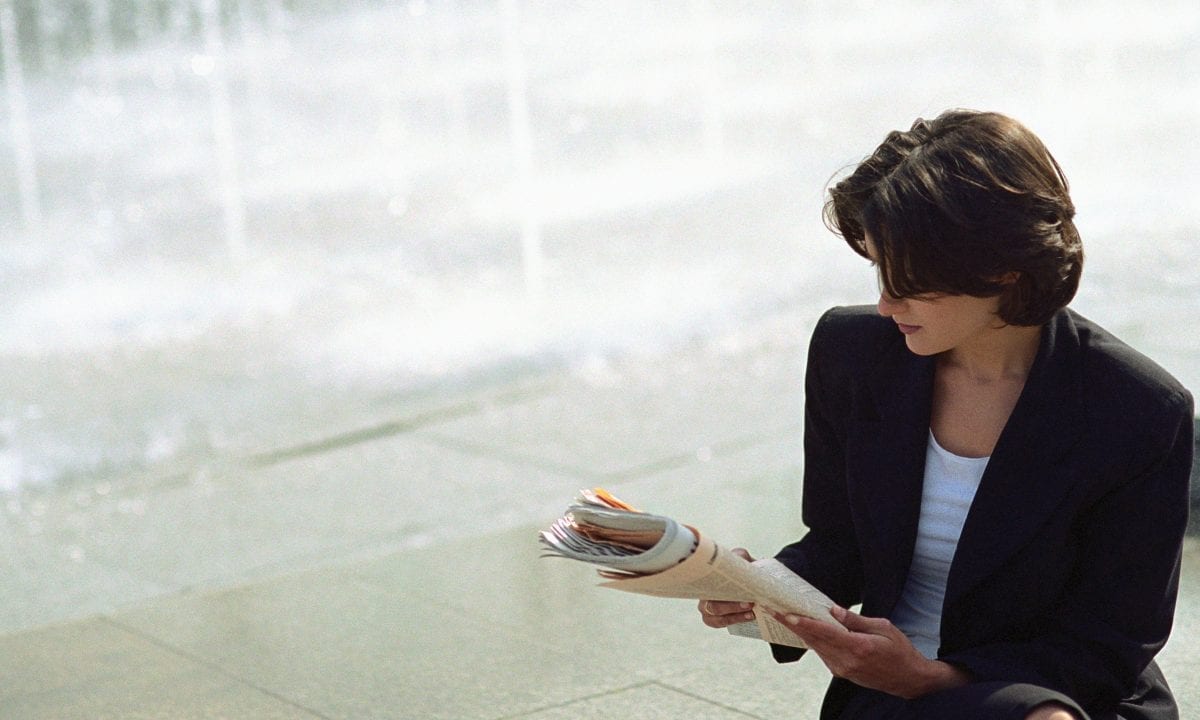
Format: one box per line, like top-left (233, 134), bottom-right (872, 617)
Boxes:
top-left (1, 0), bottom-right (1197, 493)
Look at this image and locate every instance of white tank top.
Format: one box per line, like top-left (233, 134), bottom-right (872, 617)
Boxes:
top-left (889, 430), bottom-right (988, 659)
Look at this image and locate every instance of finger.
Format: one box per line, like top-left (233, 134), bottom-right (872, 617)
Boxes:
top-left (769, 610), bottom-right (849, 644)
top-left (761, 612), bottom-right (843, 655)
top-left (704, 612), bottom-right (757, 628)
top-left (703, 600), bottom-right (755, 616)
top-left (831, 607), bottom-right (897, 636)
top-left (701, 611), bottom-right (756, 628)
top-left (698, 600), bottom-right (756, 628)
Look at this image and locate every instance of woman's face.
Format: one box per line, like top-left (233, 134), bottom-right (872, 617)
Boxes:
top-left (865, 235), bottom-right (1006, 357)
top-left (876, 289), bottom-right (1004, 357)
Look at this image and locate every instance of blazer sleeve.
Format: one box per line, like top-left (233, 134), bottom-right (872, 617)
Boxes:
top-left (770, 309), bottom-right (869, 662)
top-left (941, 387), bottom-right (1194, 709)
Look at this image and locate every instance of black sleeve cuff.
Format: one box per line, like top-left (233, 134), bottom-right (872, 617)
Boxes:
top-left (770, 642), bottom-right (807, 663)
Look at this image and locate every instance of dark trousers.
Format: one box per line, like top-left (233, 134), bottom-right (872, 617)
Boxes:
top-left (833, 682), bottom-right (1087, 720)
top-left (825, 661), bottom-right (1177, 720)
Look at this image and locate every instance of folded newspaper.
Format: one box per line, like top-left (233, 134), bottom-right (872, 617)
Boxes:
top-left (539, 488), bottom-right (838, 648)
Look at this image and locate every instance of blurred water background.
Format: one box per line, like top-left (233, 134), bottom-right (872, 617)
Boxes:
top-left (0, 0), bottom-right (1197, 497)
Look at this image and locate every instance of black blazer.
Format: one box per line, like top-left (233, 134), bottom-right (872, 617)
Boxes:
top-left (773, 306), bottom-right (1194, 720)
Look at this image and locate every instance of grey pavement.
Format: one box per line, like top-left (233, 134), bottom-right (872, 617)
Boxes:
top-left (1, 304), bottom-right (1197, 719)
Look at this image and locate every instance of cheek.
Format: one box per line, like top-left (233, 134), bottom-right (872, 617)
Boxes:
top-left (920, 305), bottom-right (982, 337)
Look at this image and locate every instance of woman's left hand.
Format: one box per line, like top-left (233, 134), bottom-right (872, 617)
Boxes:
top-left (767, 606), bottom-right (970, 700)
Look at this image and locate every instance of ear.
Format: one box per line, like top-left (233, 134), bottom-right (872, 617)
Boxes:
top-left (994, 271), bottom-right (1020, 285)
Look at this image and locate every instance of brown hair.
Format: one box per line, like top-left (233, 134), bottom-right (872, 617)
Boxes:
top-left (823, 109), bottom-right (1083, 326)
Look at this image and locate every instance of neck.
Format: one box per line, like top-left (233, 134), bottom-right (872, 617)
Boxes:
top-left (939, 324), bottom-right (1042, 383)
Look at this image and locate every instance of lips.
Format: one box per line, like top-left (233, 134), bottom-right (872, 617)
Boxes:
top-left (896, 323), bottom-right (921, 335)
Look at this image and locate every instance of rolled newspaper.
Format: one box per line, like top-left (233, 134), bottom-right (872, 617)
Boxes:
top-left (538, 495), bottom-right (698, 575)
top-left (539, 488), bottom-right (838, 648)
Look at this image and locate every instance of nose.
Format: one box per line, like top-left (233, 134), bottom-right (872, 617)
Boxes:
top-left (877, 291), bottom-right (904, 317)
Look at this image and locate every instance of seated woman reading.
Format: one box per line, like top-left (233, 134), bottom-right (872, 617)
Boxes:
top-left (698, 109), bottom-right (1193, 720)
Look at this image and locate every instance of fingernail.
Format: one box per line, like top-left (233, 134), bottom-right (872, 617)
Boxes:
top-left (786, 614), bottom-right (802, 624)
top-left (743, 612), bottom-right (755, 621)
top-left (739, 602), bottom-right (751, 609)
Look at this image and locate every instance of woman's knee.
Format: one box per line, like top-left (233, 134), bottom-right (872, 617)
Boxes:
top-left (1024, 702), bottom-right (1080, 720)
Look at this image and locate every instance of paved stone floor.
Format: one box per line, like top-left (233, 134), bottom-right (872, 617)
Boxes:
top-left (1, 306), bottom-right (1196, 719)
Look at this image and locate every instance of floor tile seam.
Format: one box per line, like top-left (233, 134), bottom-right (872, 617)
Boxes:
top-left (85, 545), bottom-right (409, 624)
top-left (16, 412), bottom-right (796, 530)
top-left (0, 602), bottom-right (155, 643)
top-left (97, 616), bottom-right (336, 720)
top-left (90, 528), bottom-right (553, 645)
top-left (488, 679), bottom-right (659, 719)
top-left (0, 553), bottom-right (180, 639)
top-left (360, 576), bottom-right (563, 651)
top-left (421, 421), bottom-right (803, 487)
top-left (25, 382), bottom-right (562, 505)
top-left (8, 383), bottom-right (560, 502)
top-left (242, 404), bottom-right (492, 467)
top-left (41, 410), bottom-right (474, 499)
top-left (23, 437), bottom-right (457, 588)
top-left (599, 424), bottom-right (804, 483)
top-left (76, 513), bottom-right (550, 624)
top-left (647, 679), bottom-right (774, 719)
top-left (7, 525), bottom-right (390, 621)
top-left (0, 571), bottom-right (293, 641)
top-left (178, 521), bottom-right (447, 591)
top-left (240, 380), bottom-right (562, 469)
top-left (417, 433), bottom-right (604, 483)
top-left (360, 571), bottom-right (632, 663)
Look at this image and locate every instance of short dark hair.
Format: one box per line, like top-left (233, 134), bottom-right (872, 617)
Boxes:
top-left (823, 109), bottom-right (1083, 326)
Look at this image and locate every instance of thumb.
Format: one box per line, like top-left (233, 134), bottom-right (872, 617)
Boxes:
top-left (731, 547), bottom-right (755, 562)
top-left (832, 606), bottom-right (891, 634)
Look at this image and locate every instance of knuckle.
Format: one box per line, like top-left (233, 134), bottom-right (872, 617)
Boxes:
top-left (840, 657), bottom-right (863, 676)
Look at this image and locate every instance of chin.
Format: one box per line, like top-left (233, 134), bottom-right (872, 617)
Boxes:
top-left (904, 337), bottom-right (943, 356)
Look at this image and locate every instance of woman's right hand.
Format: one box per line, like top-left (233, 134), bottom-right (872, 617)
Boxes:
top-left (696, 547), bottom-right (757, 628)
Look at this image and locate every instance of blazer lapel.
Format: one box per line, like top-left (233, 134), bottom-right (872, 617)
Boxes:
top-left (944, 310), bottom-right (1085, 609)
top-left (845, 336), bottom-right (935, 615)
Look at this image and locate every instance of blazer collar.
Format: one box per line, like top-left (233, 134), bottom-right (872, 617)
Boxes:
top-left (849, 332), bottom-right (936, 613)
top-left (852, 309), bottom-right (1085, 615)
top-left (944, 309), bottom-right (1085, 608)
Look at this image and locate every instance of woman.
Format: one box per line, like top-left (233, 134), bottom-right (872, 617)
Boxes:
top-left (698, 110), bottom-right (1193, 720)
